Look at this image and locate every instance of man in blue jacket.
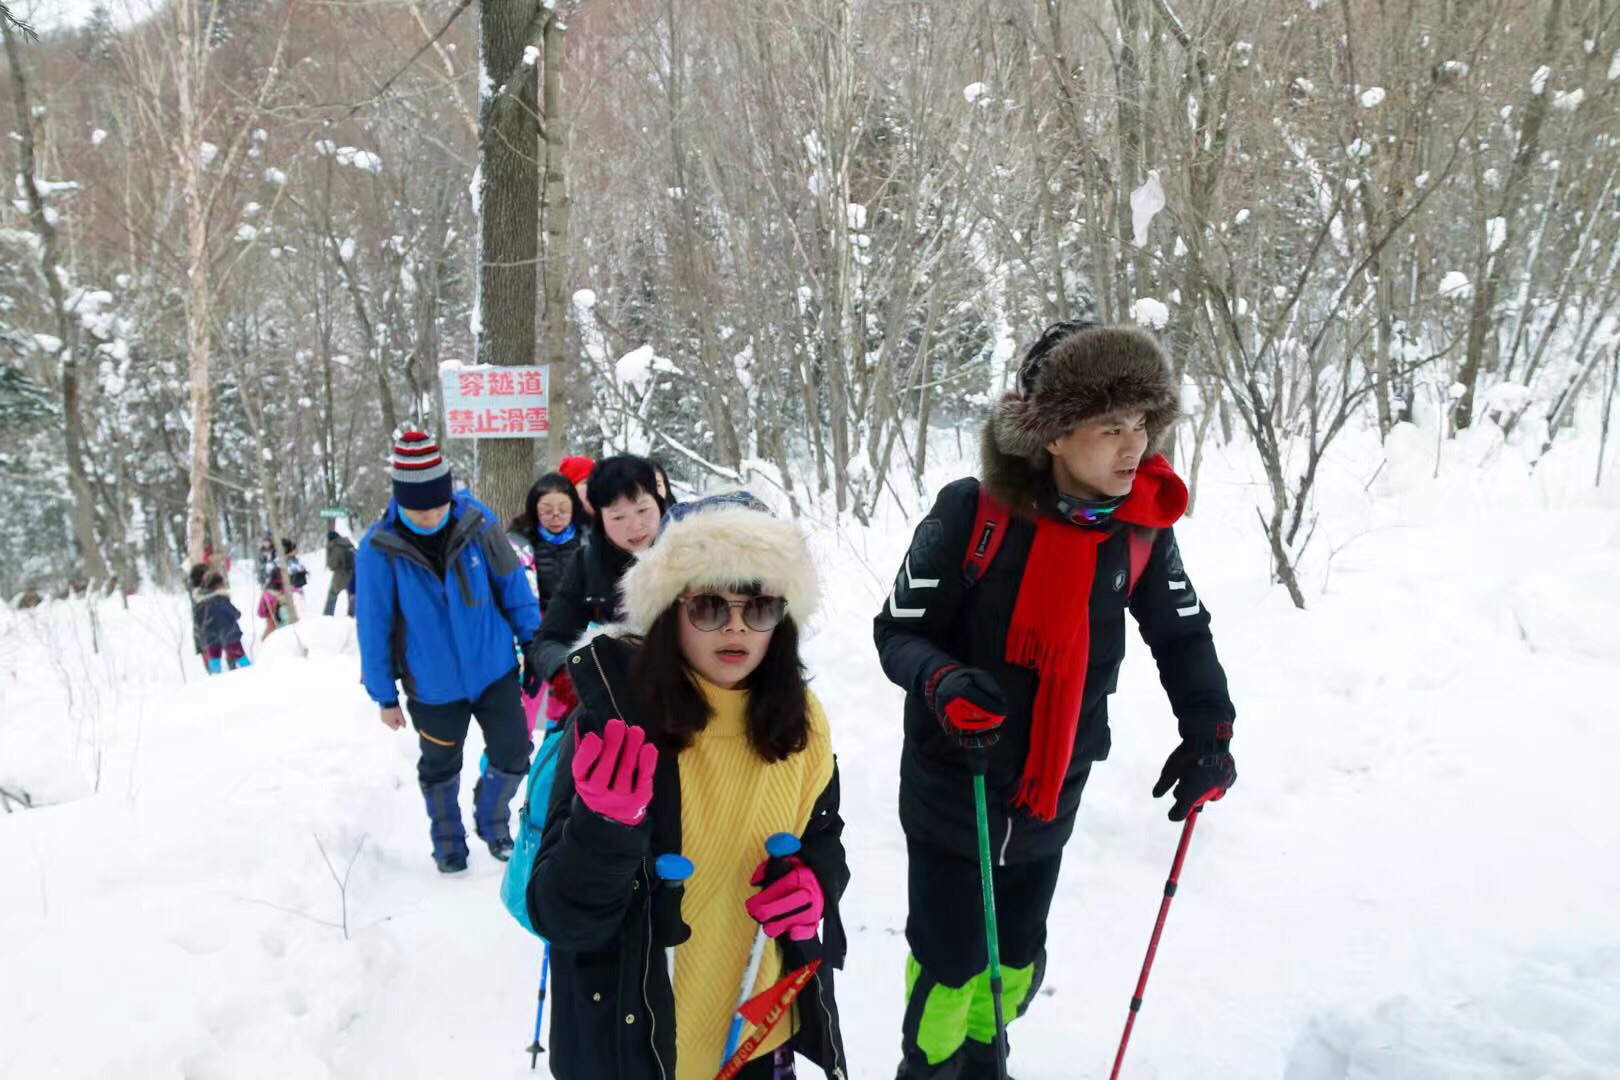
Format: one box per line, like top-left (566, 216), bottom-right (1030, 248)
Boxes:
top-left (357, 429), bottom-right (544, 874)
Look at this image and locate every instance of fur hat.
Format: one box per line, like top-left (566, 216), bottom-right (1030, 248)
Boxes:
top-left (618, 491), bottom-right (821, 634)
top-left (990, 323), bottom-right (1180, 460)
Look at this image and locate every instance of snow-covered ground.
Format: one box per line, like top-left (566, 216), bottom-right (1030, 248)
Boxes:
top-left (3, 425), bottom-right (1619, 1079)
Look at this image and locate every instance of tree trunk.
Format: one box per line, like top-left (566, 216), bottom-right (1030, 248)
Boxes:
top-left (475, 0), bottom-right (544, 520)
top-left (174, 0), bottom-right (214, 564)
top-left (540, 12), bottom-right (571, 466)
top-left (1452, 0), bottom-right (1561, 432)
top-left (3, 20), bottom-right (110, 585)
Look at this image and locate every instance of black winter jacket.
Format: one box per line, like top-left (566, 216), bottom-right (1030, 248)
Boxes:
top-left (530, 540), bottom-right (633, 679)
top-left (523, 527), bottom-right (583, 609)
top-left (527, 635), bottom-right (850, 1080)
top-left (874, 438), bottom-right (1234, 864)
top-left (197, 590), bottom-right (244, 648)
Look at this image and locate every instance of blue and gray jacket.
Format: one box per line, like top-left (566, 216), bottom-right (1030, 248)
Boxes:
top-left (357, 491), bottom-right (541, 707)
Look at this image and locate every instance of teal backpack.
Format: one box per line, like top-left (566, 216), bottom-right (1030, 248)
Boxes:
top-left (499, 720), bottom-right (569, 935)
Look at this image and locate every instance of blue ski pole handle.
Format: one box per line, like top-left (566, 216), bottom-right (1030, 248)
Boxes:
top-left (721, 834), bottom-right (801, 1066)
top-left (655, 854), bottom-right (694, 997)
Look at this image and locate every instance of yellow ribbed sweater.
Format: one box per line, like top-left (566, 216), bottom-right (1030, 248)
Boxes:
top-left (672, 677), bottom-right (833, 1080)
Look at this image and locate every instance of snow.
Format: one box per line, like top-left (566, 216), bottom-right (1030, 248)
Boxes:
top-left (1233, 208), bottom-right (1251, 227)
top-left (338, 238), bottom-right (356, 262)
top-left (1358, 86), bottom-right (1386, 108)
top-left (1530, 65), bottom-right (1551, 95)
top-left (1439, 60), bottom-right (1470, 79)
top-left (198, 141), bottom-right (218, 168)
top-left (1129, 170), bottom-right (1165, 248)
top-left (1130, 296), bottom-right (1170, 330)
top-left (1346, 138), bottom-right (1373, 160)
top-left (235, 224), bottom-right (258, 243)
top-left (1486, 216), bottom-right (1507, 254)
top-left (962, 82), bottom-right (988, 104)
top-left (846, 203), bottom-right (867, 231)
top-left (243, 202), bottom-right (262, 217)
top-left (32, 332), bottom-right (62, 354)
top-left (572, 288), bottom-right (597, 311)
top-left (614, 345), bottom-right (681, 392)
top-left (264, 168), bottom-right (287, 186)
top-left (1438, 270), bottom-right (1472, 299)
top-left (90, 128), bottom-right (108, 146)
top-left (30, 178), bottom-right (82, 197)
top-left (1552, 88), bottom-right (1585, 112)
top-left (522, 45), bottom-right (539, 66)
top-left (335, 147), bottom-right (383, 175)
top-left (5, 432), bottom-right (1620, 1079)
top-left (1610, 50), bottom-right (1620, 82)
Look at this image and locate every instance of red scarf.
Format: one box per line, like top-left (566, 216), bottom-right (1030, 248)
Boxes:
top-left (1008, 454), bottom-right (1188, 821)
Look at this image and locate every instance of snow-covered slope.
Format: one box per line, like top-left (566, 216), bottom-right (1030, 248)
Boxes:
top-left (3, 431), bottom-right (1618, 1079)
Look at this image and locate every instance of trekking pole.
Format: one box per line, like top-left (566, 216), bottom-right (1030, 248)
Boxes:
top-left (970, 754), bottom-right (1009, 1080)
top-left (654, 853), bottom-right (695, 998)
top-left (1108, 800), bottom-right (1212, 1080)
top-left (525, 942), bottom-right (550, 1069)
top-left (721, 832), bottom-right (800, 1067)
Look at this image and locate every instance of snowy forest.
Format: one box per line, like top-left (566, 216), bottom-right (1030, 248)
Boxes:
top-left (2, 0), bottom-right (1616, 605)
top-left (5, 3), bottom-right (1620, 1079)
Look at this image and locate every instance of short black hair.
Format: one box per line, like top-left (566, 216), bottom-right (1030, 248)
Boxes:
top-left (188, 563), bottom-right (209, 590)
top-left (203, 571), bottom-right (226, 591)
top-left (587, 455), bottom-right (664, 521)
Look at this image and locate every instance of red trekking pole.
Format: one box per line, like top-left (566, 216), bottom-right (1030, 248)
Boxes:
top-left (1108, 797), bottom-right (1214, 1080)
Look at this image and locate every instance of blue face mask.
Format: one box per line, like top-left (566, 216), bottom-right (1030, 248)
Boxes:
top-left (400, 507), bottom-right (451, 535)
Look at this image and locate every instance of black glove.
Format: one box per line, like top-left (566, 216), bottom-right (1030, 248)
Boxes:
top-left (521, 638), bottom-right (544, 698)
top-left (926, 666), bottom-right (1006, 751)
top-left (1152, 725), bottom-right (1236, 822)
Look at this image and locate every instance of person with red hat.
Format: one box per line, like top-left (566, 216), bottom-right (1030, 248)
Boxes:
top-left (557, 456), bottom-right (597, 518)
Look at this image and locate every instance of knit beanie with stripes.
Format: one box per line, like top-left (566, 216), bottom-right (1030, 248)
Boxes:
top-left (391, 429), bottom-right (454, 510)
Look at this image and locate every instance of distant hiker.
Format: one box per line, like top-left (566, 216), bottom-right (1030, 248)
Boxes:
top-left (281, 538), bottom-right (309, 593)
top-left (187, 563), bottom-right (210, 673)
top-left (874, 322), bottom-right (1239, 1078)
top-left (258, 567), bottom-right (295, 637)
top-left (355, 429), bottom-right (542, 874)
top-left (324, 530), bottom-right (357, 617)
top-left (197, 572), bottom-right (250, 673)
top-left (255, 536), bottom-right (277, 587)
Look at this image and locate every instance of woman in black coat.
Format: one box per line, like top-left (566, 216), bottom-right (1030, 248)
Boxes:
top-left (508, 472), bottom-right (587, 610)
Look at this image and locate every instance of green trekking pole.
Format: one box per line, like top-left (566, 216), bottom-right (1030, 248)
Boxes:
top-left (971, 754), bottom-right (1010, 1080)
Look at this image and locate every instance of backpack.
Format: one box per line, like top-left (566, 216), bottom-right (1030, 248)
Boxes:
top-left (499, 719), bottom-right (569, 935)
top-left (331, 538), bottom-right (356, 575)
top-left (962, 487), bottom-right (1157, 595)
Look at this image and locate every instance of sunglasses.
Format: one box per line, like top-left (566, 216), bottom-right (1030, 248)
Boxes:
top-left (680, 593), bottom-right (787, 632)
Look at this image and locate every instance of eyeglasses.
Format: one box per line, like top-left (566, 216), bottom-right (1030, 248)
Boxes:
top-left (680, 593), bottom-right (787, 632)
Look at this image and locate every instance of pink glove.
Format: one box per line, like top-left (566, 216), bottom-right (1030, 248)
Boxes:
top-left (572, 717), bottom-right (657, 827)
top-left (745, 857), bottom-right (824, 942)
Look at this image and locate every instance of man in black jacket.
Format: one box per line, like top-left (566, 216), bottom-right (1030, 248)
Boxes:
top-left (874, 322), bottom-right (1238, 1079)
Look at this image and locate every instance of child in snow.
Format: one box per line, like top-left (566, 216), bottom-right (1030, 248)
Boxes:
top-left (258, 568), bottom-right (295, 637)
top-left (197, 572), bottom-right (250, 673)
top-left (873, 321), bottom-right (1238, 1078)
top-left (529, 492), bottom-right (848, 1080)
top-left (528, 456), bottom-right (666, 711)
top-left (508, 472), bottom-right (589, 734)
top-left (187, 563), bottom-right (210, 672)
top-left (281, 538), bottom-right (309, 593)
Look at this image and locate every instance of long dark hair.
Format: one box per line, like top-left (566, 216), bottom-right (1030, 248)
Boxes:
top-left (629, 593), bottom-right (810, 764)
top-left (511, 472), bottom-right (587, 544)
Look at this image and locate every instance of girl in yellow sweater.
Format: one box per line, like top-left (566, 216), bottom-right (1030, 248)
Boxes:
top-left (529, 491), bottom-right (849, 1080)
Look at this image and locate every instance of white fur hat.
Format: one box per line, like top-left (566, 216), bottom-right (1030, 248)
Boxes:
top-left (618, 491), bottom-right (821, 634)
